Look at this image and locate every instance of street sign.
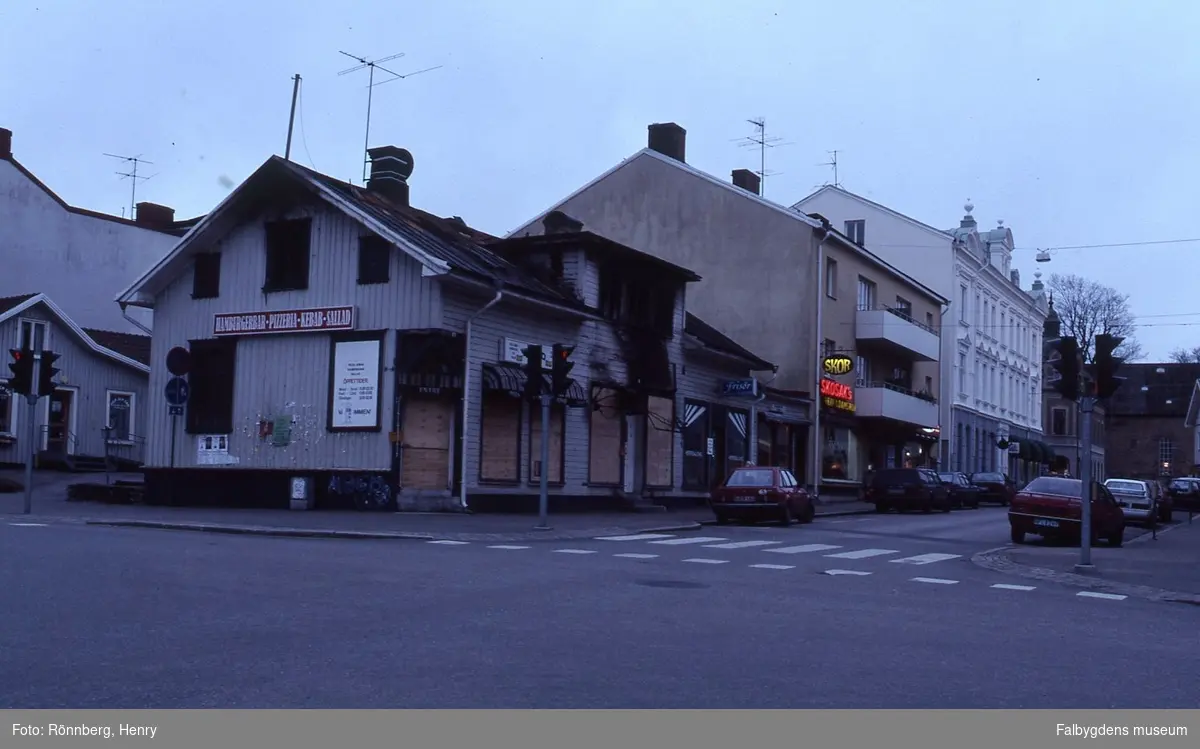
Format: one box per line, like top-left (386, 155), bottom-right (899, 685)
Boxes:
top-left (166, 346), bottom-right (192, 377)
top-left (164, 376), bottom-right (190, 406)
top-left (168, 405), bottom-right (184, 416)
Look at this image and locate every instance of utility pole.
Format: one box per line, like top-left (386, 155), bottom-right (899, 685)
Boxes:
top-left (285, 74), bottom-right (302, 161)
top-left (22, 354), bottom-right (42, 515)
top-left (1077, 394), bottom-right (1096, 568)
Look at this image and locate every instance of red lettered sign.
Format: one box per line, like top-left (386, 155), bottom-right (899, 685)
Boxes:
top-left (820, 377), bottom-right (856, 413)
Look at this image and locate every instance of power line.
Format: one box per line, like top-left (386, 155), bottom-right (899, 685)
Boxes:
top-left (849, 236), bottom-right (1200, 253)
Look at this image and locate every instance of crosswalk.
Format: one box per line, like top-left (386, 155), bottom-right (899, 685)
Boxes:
top-left (595, 534), bottom-right (965, 566)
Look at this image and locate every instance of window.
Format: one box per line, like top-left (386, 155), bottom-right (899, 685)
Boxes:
top-left (528, 402), bottom-right (566, 485)
top-left (824, 258), bottom-right (838, 298)
top-left (856, 276), bottom-right (876, 310)
top-left (192, 252), bottom-right (222, 299)
top-left (597, 263), bottom-right (676, 337)
top-left (263, 218), bottom-right (312, 292)
top-left (855, 355), bottom-right (871, 387)
top-left (478, 391), bottom-right (520, 482)
top-left (958, 353), bottom-right (967, 392)
top-left (1159, 438), bottom-right (1175, 469)
top-left (924, 376), bottom-right (934, 397)
top-left (926, 311), bottom-right (934, 330)
top-left (0, 379), bottom-right (12, 435)
top-left (185, 338), bottom-right (238, 434)
top-left (959, 284), bottom-right (968, 321)
top-left (357, 235), bottom-right (391, 285)
top-left (105, 390), bottom-right (136, 442)
top-left (1051, 408), bottom-right (1068, 436)
top-left (823, 339), bottom-right (837, 357)
top-left (1000, 313), bottom-right (1006, 345)
top-left (681, 400), bottom-right (710, 490)
top-left (974, 293), bottom-right (981, 326)
top-left (588, 385), bottom-right (623, 485)
top-left (19, 319), bottom-right (49, 351)
top-left (844, 219), bottom-right (865, 245)
top-left (822, 426), bottom-right (859, 481)
top-left (895, 296), bottom-right (912, 317)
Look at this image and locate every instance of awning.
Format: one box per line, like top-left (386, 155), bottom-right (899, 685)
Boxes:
top-left (481, 363), bottom-right (588, 407)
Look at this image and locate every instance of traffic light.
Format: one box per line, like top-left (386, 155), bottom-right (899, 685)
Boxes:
top-left (7, 347), bottom-right (34, 397)
top-left (1049, 336), bottom-right (1081, 401)
top-left (521, 344), bottom-right (543, 399)
top-left (550, 344), bottom-right (575, 397)
top-left (1093, 334), bottom-right (1126, 400)
top-left (37, 350), bottom-right (60, 398)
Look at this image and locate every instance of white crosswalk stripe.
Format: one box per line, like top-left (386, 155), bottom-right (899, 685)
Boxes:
top-left (487, 545), bottom-right (530, 550)
top-left (824, 548), bottom-right (900, 560)
top-left (912, 577), bottom-right (959, 585)
top-left (750, 564), bottom-right (794, 570)
top-left (764, 544), bottom-right (842, 555)
top-left (889, 553), bottom-right (962, 565)
top-left (553, 549), bottom-right (597, 555)
top-left (1077, 591), bottom-right (1127, 601)
top-left (683, 558), bottom-right (729, 565)
top-left (824, 569), bottom-right (872, 576)
top-left (613, 553), bottom-right (659, 559)
top-left (428, 540), bottom-right (469, 545)
top-left (595, 533), bottom-right (677, 541)
top-left (992, 584), bottom-right (1037, 591)
top-left (703, 540), bottom-right (782, 550)
top-left (649, 536), bottom-right (729, 546)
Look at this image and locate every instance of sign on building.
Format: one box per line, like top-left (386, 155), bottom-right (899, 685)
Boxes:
top-left (721, 379), bottom-right (758, 397)
top-left (213, 306), bottom-right (357, 337)
top-left (820, 377), bottom-right (856, 413)
top-left (822, 355), bottom-right (855, 377)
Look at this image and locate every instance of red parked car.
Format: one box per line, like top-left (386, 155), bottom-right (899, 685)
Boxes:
top-left (1008, 475), bottom-right (1125, 546)
top-left (709, 466), bottom-right (814, 526)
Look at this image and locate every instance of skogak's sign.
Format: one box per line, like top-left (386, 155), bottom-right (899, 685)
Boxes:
top-left (820, 377), bottom-right (856, 413)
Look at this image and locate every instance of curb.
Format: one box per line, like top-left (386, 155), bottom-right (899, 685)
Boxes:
top-left (84, 520), bottom-right (436, 541)
top-left (970, 545), bottom-right (1200, 605)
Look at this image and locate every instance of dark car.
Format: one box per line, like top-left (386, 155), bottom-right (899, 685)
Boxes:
top-left (1166, 477), bottom-right (1200, 513)
top-left (970, 472), bottom-right (1015, 506)
top-left (709, 466), bottom-right (814, 526)
top-left (864, 467), bottom-right (951, 513)
top-left (938, 472), bottom-right (982, 509)
top-left (1008, 476), bottom-right (1125, 546)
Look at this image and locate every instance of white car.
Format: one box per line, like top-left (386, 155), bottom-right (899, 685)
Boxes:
top-left (1103, 478), bottom-right (1157, 526)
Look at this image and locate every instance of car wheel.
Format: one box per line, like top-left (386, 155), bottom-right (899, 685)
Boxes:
top-left (798, 501), bottom-right (815, 524)
top-left (1010, 527), bottom-right (1025, 544)
top-left (779, 502), bottom-right (793, 527)
top-left (715, 513), bottom-right (730, 525)
top-left (874, 502), bottom-right (889, 513)
top-left (1108, 526), bottom-right (1124, 547)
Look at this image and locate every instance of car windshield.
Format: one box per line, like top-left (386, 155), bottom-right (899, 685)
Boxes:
top-left (725, 469), bottom-right (775, 487)
top-left (974, 473), bottom-right (1005, 482)
top-left (1170, 479), bottom-right (1196, 490)
top-left (1106, 480), bottom-right (1144, 495)
top-left (938, 473), bottom-right (957, 482)
top-left (1023, 476), bottom-right (1082, 498)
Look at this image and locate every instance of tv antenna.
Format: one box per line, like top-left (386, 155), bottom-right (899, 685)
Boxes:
top-left (337, 50), bottom-right (442, 183)
top-left (103, 153), bottom-right (156, 218)
top-left (817, 150), bottom-right (843, 188)
top-left (734, 117), bottom-right (791, 196)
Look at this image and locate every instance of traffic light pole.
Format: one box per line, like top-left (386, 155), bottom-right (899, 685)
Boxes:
top-left (1076, 395), bottom-right (1096, 570)
top-left (535, 393), bottom-right (552, 530)
top-left (22, 354), bottom-right (43, 515)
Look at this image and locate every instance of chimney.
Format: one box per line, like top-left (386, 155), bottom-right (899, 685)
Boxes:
top-left (0, 128), bottom-right (11, 160)
top-left (135, 201), bottom-right (175, 229)
top-left (647, 123), bottom-right (686, 162)
top-left (731, 169), bottom-right (760, 196)
top-left (543, 210), bottom-right (584, 235)
top-left (366, 146), bottom-right (414, 206)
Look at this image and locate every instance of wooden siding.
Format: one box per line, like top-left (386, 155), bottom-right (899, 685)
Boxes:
top-left (143, 203), bottom-right (443, 470)
top-left (0, 304), bottom-right (147, 463)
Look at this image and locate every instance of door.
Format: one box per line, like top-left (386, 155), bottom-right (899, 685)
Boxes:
top-left (47, 389), bottom-right (74, 455)
top-left (400, 396), bottom-right (453, 491)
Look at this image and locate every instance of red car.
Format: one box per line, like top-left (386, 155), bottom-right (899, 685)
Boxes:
top-left (1008, 475), bottom-right (1125, 546)
top-left (709, 466), bottom-right (814, 526)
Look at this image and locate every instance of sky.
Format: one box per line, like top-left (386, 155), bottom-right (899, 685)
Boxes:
top-left (2, 0), bottom-right (1197, 360)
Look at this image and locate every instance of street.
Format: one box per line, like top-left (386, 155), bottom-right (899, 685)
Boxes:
top-left (1, 507), bottom-right (1197, 709)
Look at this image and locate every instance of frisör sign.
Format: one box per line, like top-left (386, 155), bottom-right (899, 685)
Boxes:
top-left (213, 306), bottom-right (356, 337)
top-left (820, 377), bottom-right (856, 413)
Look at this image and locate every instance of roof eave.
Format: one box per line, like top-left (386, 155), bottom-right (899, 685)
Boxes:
top-left (0, 294), bottom-right (150, 373)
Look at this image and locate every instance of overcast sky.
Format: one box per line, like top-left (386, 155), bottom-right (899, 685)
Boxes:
top-left (3, 1), bottom-right (1196, 360)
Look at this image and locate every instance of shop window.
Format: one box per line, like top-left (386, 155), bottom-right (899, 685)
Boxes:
top-left (186, 338), bottom-right (237, 434)
top-left (263, 218), bottom-right (312, 292)
top-left (0, 381), bottom-right (12, 435)
top-left (725, 408), bottom-right (749, 474)
top-left (192, 252), bottom-right (222, 299)
top-left (771, 423), bottom-right (793, 470)
top-left (528, 402), bottom-right (566, 485)
top-left (478, 391), bottom-right (520, 482)
top-left (822, 426), bottom-right (859, 481)
top-left (644, 395), bottom-right (675, 488)
top-left (681, 400), bottom-right (709, 490)
top-left (588, 386), bottom-right (622, 485)
top-left (105, 391), bottom-right (135, 443)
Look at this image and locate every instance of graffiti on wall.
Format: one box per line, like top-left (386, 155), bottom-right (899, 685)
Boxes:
top-left (327, 472), bottom-right (393, 511)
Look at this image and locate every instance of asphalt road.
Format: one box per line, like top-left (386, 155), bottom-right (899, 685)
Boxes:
top-left (1, 508), bottom-right (1196, 709)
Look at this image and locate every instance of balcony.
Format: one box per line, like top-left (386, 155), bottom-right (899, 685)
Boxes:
top-left (855, 381), bottom-right (939, 428)
top-left (855, 306), bottom-right (940, 362)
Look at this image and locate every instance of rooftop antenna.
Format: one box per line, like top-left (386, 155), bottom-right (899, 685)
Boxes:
top-left (337, 51), bottom-right (442, 183)
top-left (734, 117), bottom-right (790, 196)
top-left (820, 150), bottom-right (842, 187)
top-left (103, 153), bottom-right (156, 218)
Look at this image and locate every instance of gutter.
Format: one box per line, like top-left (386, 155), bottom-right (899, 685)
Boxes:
top-left (119, 302), bottom-right (154, 336)
top-left (458, 288), bottom-right (504, 510)
top-left (811, 225), bottom-right (834, 497)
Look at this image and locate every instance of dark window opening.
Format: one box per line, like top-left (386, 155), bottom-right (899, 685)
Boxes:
top-left (263, 218), bottom-right (312, 292)
top-left (597, 263), bottom-right (676, 337)
top-left (844, 219), bottom-right (865, 245)
top-left (681, 399), bottom-right (709, 490)
top-left (185, 338), bottom-right (237, 435)
top-left (357, 235), bottom-right (391, 285)
top-left (192, 252), bottom-right (222, 299)
top-left (549, 250), bottom-right (564, 281)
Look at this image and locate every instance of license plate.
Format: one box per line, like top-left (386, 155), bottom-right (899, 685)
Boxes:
top-left (1034, 518), bottom-right (1059, 528)
top-left (888, 488), bottom-right (904, 495)
top-left (735, 496), bottom-right (754, 503)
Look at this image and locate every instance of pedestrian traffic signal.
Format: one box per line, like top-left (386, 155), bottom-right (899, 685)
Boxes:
top-left (521, 344), bottom-right (544, 399)
top-left (1093, 333), bottom-right (1126, 400)
top-left (1049, 336), bottom-right (1081, 401)
top-left (37, 350), bottom-right (60, 398)
top-left (7, 347), bottom-right (34, 397)
top-left (550, 344), bottom-right (575, 397)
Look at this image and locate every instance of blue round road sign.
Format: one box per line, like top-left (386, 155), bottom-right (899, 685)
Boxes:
top-left (165, 376), bottom-right (190, 406)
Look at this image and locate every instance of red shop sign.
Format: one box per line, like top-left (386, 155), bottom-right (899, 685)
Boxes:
top-left (820, 377), bottom-right (856, 413)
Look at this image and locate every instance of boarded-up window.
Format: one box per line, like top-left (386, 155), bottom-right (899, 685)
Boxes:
top-left (479, 392), bottom-right (520, 482)
top-left (529, 403), bottom-right (565, 484)
top-left (589, 386), bottom-right (622, 484)
top-left (645, 395), bottom-right (675, 488)
top-left (401, 397), bottom-right (452, 490)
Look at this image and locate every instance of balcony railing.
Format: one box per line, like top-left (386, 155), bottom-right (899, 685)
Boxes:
top-left (854, 305), bottom-right (941, 362)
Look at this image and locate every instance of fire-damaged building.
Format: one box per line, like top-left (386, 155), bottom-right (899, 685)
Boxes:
top-left (115, 146), bottom-right (806, 512)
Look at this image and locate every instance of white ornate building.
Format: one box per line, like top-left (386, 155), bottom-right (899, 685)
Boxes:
top-left (792, 189), bottom-right (1050, 480)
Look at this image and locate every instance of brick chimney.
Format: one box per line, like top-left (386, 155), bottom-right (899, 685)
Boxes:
top-left (543, 210), bottom-right (584, 235)
top-left (367, 146), bottom-right (414, 206)
top-left (0, 128), bottom-right (11, 160)
top-left (647, 123), bottom-right (686, 162)
top-left (135, 202), bottom-right (176, 229)
top-left (731, 169), bottom-right (760, 196)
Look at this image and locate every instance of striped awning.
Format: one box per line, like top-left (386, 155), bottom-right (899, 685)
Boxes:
top-left (481, 363), bottom-right (588, 407)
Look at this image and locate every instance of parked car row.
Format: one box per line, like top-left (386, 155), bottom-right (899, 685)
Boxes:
top-left (861, 468), bottom-right (1015, 514)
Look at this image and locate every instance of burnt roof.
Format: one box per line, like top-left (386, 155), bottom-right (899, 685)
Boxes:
top-left (490, 231), bottom-right (703, 282)
top-left (1105, 362), bottom-right (1200, 418)
top-left (0, 293), bottom-right (37, 315)
top-left (684, 312), bottom-right (773, 370)
top-left (82, 328), bottom-right (152, 365)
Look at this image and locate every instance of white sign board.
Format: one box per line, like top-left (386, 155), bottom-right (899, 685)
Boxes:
top-left (331, 339), bottom-right (381, 429)
top-left (500, 337), bottom-right (552, 369)
top-left (196, 434), bottom-right (239, 465)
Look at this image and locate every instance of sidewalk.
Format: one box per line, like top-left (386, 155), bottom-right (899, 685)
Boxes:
top-left (0, 472), bottom-right (875, 543)
top-left (972, 514), bottom-right (1200, 604)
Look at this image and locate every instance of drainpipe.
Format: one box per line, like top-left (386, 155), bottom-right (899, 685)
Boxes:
top-left (747, 366), bottom-right (778, 466)
top-left (458, 289), bottom-right (504, 511)
top-left (119, 302), bottom-right (153, 336)
top-left (810, 226), bottom-right (833, 497)
top-left (938, 301), bottom-right (950, 470)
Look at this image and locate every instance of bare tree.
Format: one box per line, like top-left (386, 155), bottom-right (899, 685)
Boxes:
top-left (1046, 273), bottom-right (1144, 363)
top-left (1168, 346), bottom-right (1200, 363)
